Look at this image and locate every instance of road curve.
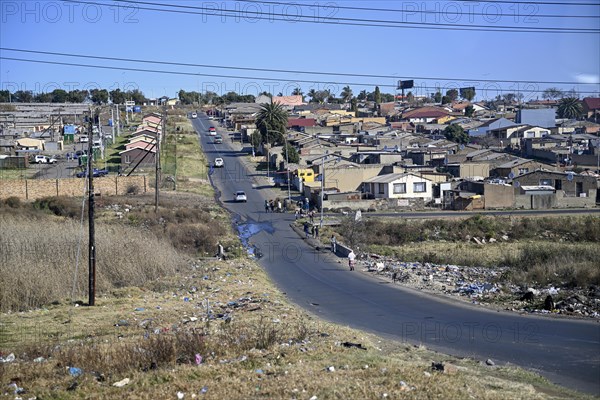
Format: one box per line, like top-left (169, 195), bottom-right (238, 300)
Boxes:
top-left (191, 116), bottom-right (600, 395)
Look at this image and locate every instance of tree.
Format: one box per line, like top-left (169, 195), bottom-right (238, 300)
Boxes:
top-left (50, 89), bottom-right (68, 103)
top-left (374, 86), bottom-right (382, 104)
top-left (406, 91), bottom-right (414, 104)
top-left (446, 89), bottom-right (459, 102)
top-left (33, 92), bottom-right (52, 103)
top-left (542, 87), bottom-right (564, 100)
top-left (14, 90), bottom-right (34, 102)
top-left (502, 93), bottom-right (516, 103)
top-left (90, 89), bottom-right (109, 104)
top-left (255, 102), bottom-right (288, 145)
top-left (127, 89), bottom-right (146, 104)
top-left (460, 87), bottom-right (476, 101)
top-left (441, 95), bottom-right (451, 105)
top-left (0, 90), bottom-right (9, 102)
top-left (292, 87), bottom-right (303, 96)
top-left (557, 97), bottom-right (583, 119)
top-left (464, 105), bottom-right (475, 117)
top-left (433, 91), bottom-right (442, 103)
top-left (444, 124), bottom-right (469, 144)
top-left (283, 142), bottom-right (300, 164)
top-left (340, 85), bottom-right (353, 103)
top-left (381, 93), bottom-right (395, 102)
top-left (351, 98), bottom-right (358, 114)
top-left (110, 89), bottom-right (127, 104)
top-left (357, 90), bottom-right (367, 101)
top-left (67, 89), bottom-right (88, 103)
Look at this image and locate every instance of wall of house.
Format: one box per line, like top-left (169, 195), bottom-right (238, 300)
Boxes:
top-left (483, 184), bottom-right (515, 209)
top-left (0, 176), bottom-right (148, 200)
top-left (326, 165), bottom-right (383, 192)
top-left (515, 194), bottom-right (556, 209)
top-left (323, 197), bottom-right (426, 211)
top-left (555, 190), bottom-right (597, 208)
top-left (514, 172), bottom-right (596, 196)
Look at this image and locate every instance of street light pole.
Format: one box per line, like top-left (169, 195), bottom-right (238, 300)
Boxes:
top-left (286, 135), bottom-right (291, 202)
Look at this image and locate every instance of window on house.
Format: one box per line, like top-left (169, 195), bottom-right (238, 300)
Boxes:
top-left (393, 183), bottom-right (406, 194)
top-left (540, 179), bottom-right (552, 185)
top-left (124, 155), bottom-right (131, 163)
top-left (378, 183), bottom-right (385, 194)
top-left (518, 168), bottom-right (529, 175)
top-left (413, 182), bottom-right (426, 193)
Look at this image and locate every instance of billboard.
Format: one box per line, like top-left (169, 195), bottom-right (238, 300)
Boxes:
top-left (397, 80), bottom-right (414, 90)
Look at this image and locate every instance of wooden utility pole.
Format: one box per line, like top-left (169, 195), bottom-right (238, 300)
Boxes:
top-left (87, 109), bottom-right (96, 306)
top-left (155, 107), bottom-right (165, 213)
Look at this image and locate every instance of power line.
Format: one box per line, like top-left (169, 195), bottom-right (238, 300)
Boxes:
top-left (422, 0), bottom-right (600, 6)
top-left (235, 0), bottom-right (600, 19)
top-left (3, 56), bottom-right (598, 95)
top-left (60, 0), bottom-right (599, 34)
top-left (2, 47), bottom-right (597, 86)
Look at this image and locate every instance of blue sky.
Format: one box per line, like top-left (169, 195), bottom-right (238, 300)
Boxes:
top-left (1, 0), bottom-right (599, 101)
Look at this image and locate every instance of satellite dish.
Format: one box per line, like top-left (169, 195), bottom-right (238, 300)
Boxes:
top-left (384, 145), bottom-right (388, 151)
top-left (508, 172), bottom-right (515, 179)
top-left (394, 145), bottom-right (399, 152)
top-left (514, 181), bottom-right (520, 188)
top-left (567, 172), bottom-right (574, 181)
top-left (459, 144), bottom-right (465, 150)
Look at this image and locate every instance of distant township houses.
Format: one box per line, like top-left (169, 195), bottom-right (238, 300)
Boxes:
top-left (224, 96), bottom-right (600, 210)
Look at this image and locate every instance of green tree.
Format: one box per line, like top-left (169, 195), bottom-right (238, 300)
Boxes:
top-left (15, 90), bottom-right (34, 102)
top-left (283, 142), bottom-right (300, 164)
top-left (441, 95), bottom-right (451, 105)
top-left (90, 89), bottom-right (109, 104)
top-left (460, 87), bottom-right (476, 101)
top-left (0, 90), bottom-right (9, 102)
top-left (381, 93), bottom-right (395, 102)
top-left (357, 90), bottom-right (367, 101)
top-left (110, 89), bottom-right (127, 104)
top-left (542, 87), bottom-right (564, 100)
top-left (255, 102), bottom-right (288, 145)
top-left (557, 97), bottom-right (583, 119)
top-left (444, 124), bottom-right (469, 144)
top-left (33, 92), bottom-right (51, 102)
top-left (446, 89), bottom-right (458, 102)
top-left (127, 89), bottom-right (146, 104)
top-left (406, 91), bottom-right (414, 104)
top-left (433, 91), bottom-right (442, 103)
top-left (374, 86), bottom-right (382, 104)
top-left (464, 105), bottom-right (475, 117)
top-left (67, 89), bottom-right (88, 103)
top-left (351, 98), bottom-right (358, 114)
top-left (50, 89), bottom-right (68, 103)
top-left (340, 85), bottom-right (353, 103)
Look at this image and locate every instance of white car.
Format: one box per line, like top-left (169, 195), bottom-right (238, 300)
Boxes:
top-left (234, 191), bottom-right (247, 202)
top-left (191, 112), bottom-right (197, 118)
top-left (79, 135), bottom-right (89, 143)
top-left (214, 158), bottom-right (224, 167)
top-left (33, 155), bottom-right (57, 164)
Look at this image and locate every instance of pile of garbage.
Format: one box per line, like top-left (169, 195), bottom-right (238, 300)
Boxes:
top-left (357, 255), bottom-right (600, 319)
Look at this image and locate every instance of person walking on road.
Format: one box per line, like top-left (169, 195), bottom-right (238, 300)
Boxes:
top-left (330, 235), bottom-right (337, 253)
top-left (303, 222), bottom-right (310, 239)
top-left (265, 200), bottom-right (270, 213)
top-left (348, 250), bottom-right (356, 271)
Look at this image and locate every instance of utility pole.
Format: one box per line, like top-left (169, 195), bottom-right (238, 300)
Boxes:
top-left (320, 151), bottom-right (327, 228)
top-left (87, 109), bottom-right (96, 306)
top-left (116, 104), bottom-right (121, 137)
top-left (155, 107), bottom-right (165, 213)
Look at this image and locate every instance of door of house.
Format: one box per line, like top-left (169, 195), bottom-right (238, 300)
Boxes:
top-left (554, 179), bottom-right (562, 190)
top-left (576, 182), bottom-right (583, 196)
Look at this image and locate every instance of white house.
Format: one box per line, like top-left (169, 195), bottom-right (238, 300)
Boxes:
top-left (363, 173), bottom-right (433, 200)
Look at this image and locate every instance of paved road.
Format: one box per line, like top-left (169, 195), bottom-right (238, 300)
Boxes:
top-left (191, 115), bottom-right (600, 395)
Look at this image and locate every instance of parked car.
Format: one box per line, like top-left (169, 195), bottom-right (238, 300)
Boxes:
top-left (208, 126), bottom-right (217, 136)
top-left (191, 112), bottom-right (197, 118)
top-left (76, 168), bottom-right (109, 178)
top-left (79, 135), bottom-right (89, 143)
top-left (234, 191), bottom-right (247, 202)
top-left (214, 135), bottom-right (223, 144)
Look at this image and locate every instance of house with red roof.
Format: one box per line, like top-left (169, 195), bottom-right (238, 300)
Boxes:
top-left (582, 97), bottom-right (600, 120)
top-left (401, 107), bottom-right (449, 123)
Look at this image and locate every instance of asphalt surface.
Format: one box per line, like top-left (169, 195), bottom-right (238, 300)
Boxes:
top-left (191, 115), bottom-right (600, 395)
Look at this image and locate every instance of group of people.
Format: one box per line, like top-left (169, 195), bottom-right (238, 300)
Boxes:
top-left (264, 199), bottom-right (284, 213)
top-left (303, 222), bottom-right (320, 239)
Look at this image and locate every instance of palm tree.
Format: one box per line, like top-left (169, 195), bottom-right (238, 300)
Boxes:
top-left (292, 87), bottom-right (303, 96)
top-left (307, 89), bottom-right (317, 103)
top-left (557, 97), bottom-right (583, 119)
top-left (255, 102), bottom-right (288, 145)
top-left (340, 86), bottom-right (353, 103)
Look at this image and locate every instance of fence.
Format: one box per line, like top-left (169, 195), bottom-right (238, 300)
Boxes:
top-left (0, 176), bottom-right (148, 200)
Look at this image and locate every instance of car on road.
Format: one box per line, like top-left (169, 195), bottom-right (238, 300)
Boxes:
top-left (33, 155), bottom-right (57, 164)
top-left (214, 157), bottom-right (224, 167)
top-left (214, 135), bottom-right (223, 144)
top-left (79, 135), bottom-right (89, 143)
top-left (234, 191), bottom-right (247, 202)
top-left (208, 126), bottom-right (217, 136)
top-left (191, 112), bottom-right (197, 118)
top-left (76, 168), bottom-right (109, 178)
